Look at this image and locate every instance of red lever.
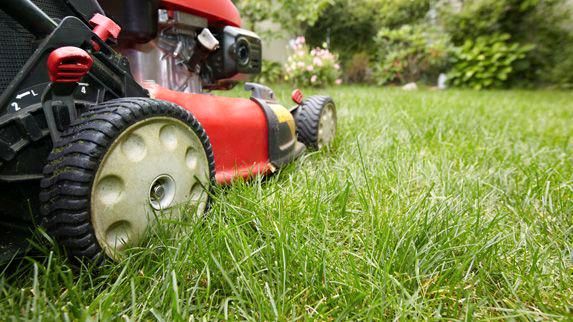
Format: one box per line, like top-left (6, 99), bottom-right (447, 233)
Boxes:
top-left (47, 47), bottom-right (93, 83)
top-left (89, 13), bottom-right (121, 51)
top-left (291, 89), bottom-right (304, 105)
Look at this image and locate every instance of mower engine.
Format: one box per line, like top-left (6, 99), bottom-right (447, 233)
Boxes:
top-left (102, 0), bottom-right (262, 92)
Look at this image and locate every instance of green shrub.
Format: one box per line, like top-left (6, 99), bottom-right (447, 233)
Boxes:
top-left (254, 60), bottom-right (284, 84)
top-left (373, 24), bottom-right (449, 85)
top-left (447, 34), bottom-right (534, 90)
top-left (543, 41), bottom-right (573, 89)
top-left (284, 36), bottom-right (342, 87)
top-left (438, 0), bottom-right (573, 87)
top-left (345, 52), bottom-right (373, 84)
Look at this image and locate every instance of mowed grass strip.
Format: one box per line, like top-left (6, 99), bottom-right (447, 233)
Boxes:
top-left (1, 86), bottom-right (571, 320)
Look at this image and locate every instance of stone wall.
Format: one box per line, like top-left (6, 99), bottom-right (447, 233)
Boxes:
top-left (258, 21), bottom-right (290, 64)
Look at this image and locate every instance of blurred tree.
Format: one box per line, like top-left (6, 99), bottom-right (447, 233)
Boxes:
top-left (232, 0), bottom-right (272, 32)
top-left (306, 0), bottom-right (378, 63)
top-left (374, 0), bottom-right (431, 28)
top-left (232, 0), bottom-right (333, 33)
top-left (274, 0), bottom-right (334, 32)
top-left (305, 0), bottom-right (431, 63)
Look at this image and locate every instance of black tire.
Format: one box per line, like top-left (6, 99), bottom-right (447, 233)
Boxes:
top-left (293, 95), bottom-right (337, 150)
top-left (39, 98), bottom-right (215, 263)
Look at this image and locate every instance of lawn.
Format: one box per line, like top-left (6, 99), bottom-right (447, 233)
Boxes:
top-left (1, 86), bottom-right (572, 320)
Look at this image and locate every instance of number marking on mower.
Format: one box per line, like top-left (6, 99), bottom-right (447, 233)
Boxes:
top-left (79, 83), bottom-right (90, 95)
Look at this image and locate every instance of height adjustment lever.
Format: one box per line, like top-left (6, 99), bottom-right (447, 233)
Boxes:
top-left (43, 47), bottom-right (93, 142)
top-left (89, 13), bottom-right (121, 51)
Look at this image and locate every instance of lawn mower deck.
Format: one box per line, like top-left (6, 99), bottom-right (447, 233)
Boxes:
top-left (0, 0), bottom-right (337, 264)
top-left (147, 83), bottom-right (307, 184)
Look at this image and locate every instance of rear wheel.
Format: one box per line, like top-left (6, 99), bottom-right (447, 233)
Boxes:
top-left (294, 96), bottom-right (337, 150)
top-left (40, 98), bottom-right (215, 262)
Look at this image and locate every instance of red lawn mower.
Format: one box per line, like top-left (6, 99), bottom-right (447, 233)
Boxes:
top-left (0, 0), bottom-right (337, 263)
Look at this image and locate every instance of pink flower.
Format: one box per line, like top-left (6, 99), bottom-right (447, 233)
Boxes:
top-left (307, 65), bottom-right (314, 72)
top-left (288, 40), bottom-right (298, 50)
top-left (290, 37), bottom-right (306, 50)
top-left (334, 64), bottom-right (341, 70)
top-left (311, 75), bottom-right (318, 83)
top-left (336, 79), bottom-right (343, 85)
top-left (313, 57), bottom-right (323, 67)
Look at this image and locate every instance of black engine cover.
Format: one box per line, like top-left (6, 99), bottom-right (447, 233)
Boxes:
top-left (206, 26), bottom-right (262, 81)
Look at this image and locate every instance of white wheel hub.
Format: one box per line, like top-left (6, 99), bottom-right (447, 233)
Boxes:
top-left (90, 117), bottom-right (210, 259)
top-left (317, 103), bottom-right (337, 149)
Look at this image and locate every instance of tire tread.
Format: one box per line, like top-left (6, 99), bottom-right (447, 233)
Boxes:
top-left (294, 95), bottom-right (335, 150)
top-left (40, 98), bottom-right (216, 263)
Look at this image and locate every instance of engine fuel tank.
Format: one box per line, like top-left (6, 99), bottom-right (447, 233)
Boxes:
top-left (160, 0), bottom-right (241, 27)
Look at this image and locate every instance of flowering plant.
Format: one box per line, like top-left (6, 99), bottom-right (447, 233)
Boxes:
top-left (284, 36), bottom-right (342, 87)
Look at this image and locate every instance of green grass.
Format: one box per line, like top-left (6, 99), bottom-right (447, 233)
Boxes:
top-left (1, 86), bottom-right (572, 320)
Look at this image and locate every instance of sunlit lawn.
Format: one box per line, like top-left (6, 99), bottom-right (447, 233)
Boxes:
top-left (1, 86), bottom-right (572, 320)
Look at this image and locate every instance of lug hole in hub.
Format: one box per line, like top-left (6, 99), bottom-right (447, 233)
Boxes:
top-left (159, 125), bottom-right (178, 150)
top-left (106, 220), bottom-right (132, 252)
top-left (96, 175), bottom-right (124, 205)
top-left (149, 175), bottom-right (176, 210)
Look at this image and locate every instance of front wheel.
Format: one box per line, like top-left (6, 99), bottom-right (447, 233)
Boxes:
top-left (293, 96), bottom-right (337, 150)
top-left (40, 98), bottom-right (215, 262)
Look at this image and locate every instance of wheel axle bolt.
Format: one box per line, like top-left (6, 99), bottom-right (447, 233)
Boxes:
top-left (151, 184), bottom-right (165, 201)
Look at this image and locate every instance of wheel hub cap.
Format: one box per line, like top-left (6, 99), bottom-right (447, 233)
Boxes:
top-left (318, 103), bottom-right (337, 148)
top-left (91, 117), bottom-right (210, 259)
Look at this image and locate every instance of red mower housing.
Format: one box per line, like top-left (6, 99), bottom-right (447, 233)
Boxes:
top-left (161, 0), bottom-right (242, 27)
top-left (147, 84), bottom-right (274, 184)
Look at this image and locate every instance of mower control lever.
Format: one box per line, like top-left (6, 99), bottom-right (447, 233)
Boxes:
top-left (43, 47), bottom-right (94, 142)
top-left (187, 29), bottom-right (220, 72)
top-left (245, 83), bottom-right (276, 103)
top-left (198, 29), bottom-right (220, 52)
top-left (291, 89), bottom-right (304, 105)
top-left (89, 13), bottom-right (121, 51)
top-left (47, 47), bottom-right (94, 83)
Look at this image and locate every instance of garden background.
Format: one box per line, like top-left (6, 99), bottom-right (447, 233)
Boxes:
top-left (235, 0), bottom-right (573, 90)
